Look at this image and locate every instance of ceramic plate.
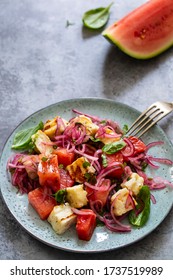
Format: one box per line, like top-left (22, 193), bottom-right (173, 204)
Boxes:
top-left (0, 98), bottom-right (173, 253)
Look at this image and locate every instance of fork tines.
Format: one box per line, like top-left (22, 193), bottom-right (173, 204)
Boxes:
top-left (127, 104), bottom-right (165, 138)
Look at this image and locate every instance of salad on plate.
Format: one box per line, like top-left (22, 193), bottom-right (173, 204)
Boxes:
top-left (7, 109), bottom-right (173, 241)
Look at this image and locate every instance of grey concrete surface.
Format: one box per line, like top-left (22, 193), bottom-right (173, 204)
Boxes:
top-left (0, 0), bottom-right (173, 259)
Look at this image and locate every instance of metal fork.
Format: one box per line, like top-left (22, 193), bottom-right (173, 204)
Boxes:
top-left (127, 101), bottom-right (173, 138)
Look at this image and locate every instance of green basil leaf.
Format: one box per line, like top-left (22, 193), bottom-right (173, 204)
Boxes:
top-left (83, 161), bottom-right (91, 168)
top-left (12, 121), bottom-right (44, 151)
top-left (102, 139), bottom-right (126, 154)
top-left (122, 124), bottom-right (129, 135)
top-left (82, 2), bottom-right (113, 30)
top-left (53, 189), bottom-right (67, 204)
top-left (41, 156), bottom-right (48, 162)
top-left (101, 153), bottom-right (108, 167)
top-left (84, 172), bottom-right (91, 181)
top-left (128, 185), bottom-right (150, 227)
top-left (84, 172), bottom-right (97, 184)
top-left (90, 136), bottom-right (101, 142)
top-left (59, 164), bottom-right (64, 169)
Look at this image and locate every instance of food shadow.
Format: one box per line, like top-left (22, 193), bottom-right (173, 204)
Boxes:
top-left (101, 44), bottom-right (173, 101)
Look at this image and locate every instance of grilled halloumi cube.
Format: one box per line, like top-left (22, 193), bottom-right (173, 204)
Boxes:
top-left (44, 116), bottom-right (68, 139)
top-left (31, 130), bottom-right (53, 156)
top-left (66, 184), bottom-right (88, 208)
top-left (47, 203), bottom-right (77, 234)
top-left (99, 128), bottom-right (120, 144)
top-left (121, 172), bottom-right (144, 196)
top-left (66, 157), bottom-right (95, 183)
top-left (111, 188), bottom-right (136, 216)
top-left (72, 115), bottom-right (99, 136)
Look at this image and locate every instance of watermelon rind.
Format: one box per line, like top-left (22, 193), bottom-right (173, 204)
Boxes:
top-left (102, 32), bottom-right (173, 60)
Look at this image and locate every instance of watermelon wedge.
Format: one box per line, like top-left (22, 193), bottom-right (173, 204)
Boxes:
top-left (102, 0), bottom-right (173, 59)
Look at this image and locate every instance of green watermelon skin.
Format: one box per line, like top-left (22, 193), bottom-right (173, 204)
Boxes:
top-left (102, 0), bottom-right (173, 59)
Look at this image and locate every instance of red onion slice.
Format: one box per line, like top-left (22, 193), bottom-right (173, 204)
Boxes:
top-left (146, 141), bottom-right (164, 152)
top-left (121, 137), bottom-right (134, 157)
